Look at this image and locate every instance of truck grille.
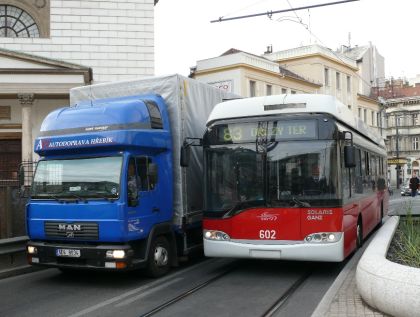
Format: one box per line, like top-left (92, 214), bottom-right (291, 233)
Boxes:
top-left (44, 222), bottom-right (99, 240)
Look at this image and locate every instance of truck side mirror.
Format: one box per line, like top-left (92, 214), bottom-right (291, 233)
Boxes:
top-left (148, 163), bottom-right (158, 184)
top-left (344, 145), bottom-right (356, 168)
top-left (180, 145), bottom-right (190, 167)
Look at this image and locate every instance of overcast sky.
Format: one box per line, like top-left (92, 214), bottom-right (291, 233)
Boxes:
top-left (155, 0), bottom-right (420, 80)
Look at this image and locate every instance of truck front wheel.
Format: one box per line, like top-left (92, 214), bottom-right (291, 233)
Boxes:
top-left (145, 235), bottom-right (171, 277)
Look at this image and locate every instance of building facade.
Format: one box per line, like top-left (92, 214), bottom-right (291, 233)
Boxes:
top-left (191, 49), bottom-right (321, 96)
top-left (193, 44), bottom-right (384, 135)
top-left (0, 0), bottom-right (156, 163)
top-left (0, 0), bottom-right (155, 82)
top-left (385, 96), bottom-right (420, 187)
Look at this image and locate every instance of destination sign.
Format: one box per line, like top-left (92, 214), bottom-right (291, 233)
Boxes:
top-left (213, 120), bottom-right (318, 143)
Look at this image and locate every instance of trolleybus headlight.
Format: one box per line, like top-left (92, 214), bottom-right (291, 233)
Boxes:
top-left (106, 250), bottom-right (126, 259)
top-left (204, 230), bottom-right (230, 241)
top-left (27, 246), bottom-right (37, 254)
top-left (304, 232), bottom-right (342, 243)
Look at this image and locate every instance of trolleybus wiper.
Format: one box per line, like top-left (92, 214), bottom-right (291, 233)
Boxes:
top-left (223, 199), bottom-right (265, 217)
top-left (291, 197), bottom-right (310, 207)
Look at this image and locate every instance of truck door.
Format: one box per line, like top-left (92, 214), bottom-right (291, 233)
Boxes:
top-left (127, 156), bottom-right (161, 237)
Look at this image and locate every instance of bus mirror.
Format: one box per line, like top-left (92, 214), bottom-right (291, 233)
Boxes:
top-left (344, 146), bottom-right (356, 168)
top-left (180, 145), bottom-right (190, 167)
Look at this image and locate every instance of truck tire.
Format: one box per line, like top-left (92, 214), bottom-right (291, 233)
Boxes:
top-left (145, 235), bottom-right (170, 277)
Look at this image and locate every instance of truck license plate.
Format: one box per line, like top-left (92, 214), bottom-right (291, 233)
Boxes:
top-left (56, 248), bottom-right (81, 258)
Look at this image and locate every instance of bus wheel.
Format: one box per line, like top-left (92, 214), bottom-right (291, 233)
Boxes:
top-left (356, 219), bottom-right (363, 249)
top-left (145, 236), bottom-right (170, 278)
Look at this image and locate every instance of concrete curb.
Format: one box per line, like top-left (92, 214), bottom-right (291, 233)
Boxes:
top-left (311, 230), bottom-right (373, 317)
top-left (0, 264), bottom-right (43, 280)
top-left (356, 216), bottom-right (420, 317)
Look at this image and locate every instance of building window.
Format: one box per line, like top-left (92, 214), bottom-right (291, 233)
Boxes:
top-left (291, 90), bottom-right (296, 94)
top-left (281, 88), bottom-right (287, 94)
top-left (324, 68), bottom-right (329, 86)
top-left (348, 105), bottom-right (352, 110)
top-left (413, 114), bottom-right (418, 126)
top-left (336, 72), bottom-right (340, 90)
top-left (266, 84), bottom-right (272, 96)
top-left (347, 76), bottom-right (351, 93)
top-left (0, 5), bottom-right (40, 37)
top-left (413, 137), bottom-right (419, 150)
top-left (249, 80), bottom-right (256, 97)
top-left (358, 108), bottom-right (361, 118)
top-left (363, 109), bottom-right (367, 123)
top-left (0, 106), bottom-right (11, 119)
top-left (371, 111), bottom-right (375, 126)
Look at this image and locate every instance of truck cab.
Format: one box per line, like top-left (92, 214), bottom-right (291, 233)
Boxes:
top-left (26, 94), bottom-right (176, 276)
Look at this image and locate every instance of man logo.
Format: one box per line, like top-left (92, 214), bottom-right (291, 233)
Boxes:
top-left (58, 224), bottom-right (82, 231)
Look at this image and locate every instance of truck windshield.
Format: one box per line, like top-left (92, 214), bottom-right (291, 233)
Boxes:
top-left (205, 140), bottom-right (339, 213)
top-left (31, 156), bottom-right (123, 200)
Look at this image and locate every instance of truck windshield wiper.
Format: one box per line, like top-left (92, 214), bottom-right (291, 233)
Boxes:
top-left (85, 191), bottom-right (117, 201)
top-left (61, 192), bottom-right (88, 203)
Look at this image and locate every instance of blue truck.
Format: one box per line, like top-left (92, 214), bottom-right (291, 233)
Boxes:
top-left (25, 74), bottom-right (234, 276)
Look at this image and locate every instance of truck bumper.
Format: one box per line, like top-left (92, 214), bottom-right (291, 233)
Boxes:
top-left (26, 240), bottom-right (147, 270)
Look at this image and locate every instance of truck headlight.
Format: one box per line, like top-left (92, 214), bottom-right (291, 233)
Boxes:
top-left (27, 246), bottom-right (37, 254)
top-left (204, 230), bottom-right (230, 241)
top-left (304, 232), bottom-right (342, 243)
top-left (106, 250), bottom-right (126, 259)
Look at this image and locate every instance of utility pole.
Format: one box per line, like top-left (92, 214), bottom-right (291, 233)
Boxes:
top-left (395, 114), bottom-right (401, 189)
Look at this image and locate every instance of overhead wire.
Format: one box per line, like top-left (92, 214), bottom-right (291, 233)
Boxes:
top-left (271, 0), bottom-right (374, 90)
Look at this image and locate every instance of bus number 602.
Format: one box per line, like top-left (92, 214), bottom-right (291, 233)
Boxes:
top-left (259, 230), bottom-right (276, 239)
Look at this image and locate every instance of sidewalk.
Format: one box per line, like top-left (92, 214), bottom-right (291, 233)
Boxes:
top-left (312, 230), bottom-right (389, 317)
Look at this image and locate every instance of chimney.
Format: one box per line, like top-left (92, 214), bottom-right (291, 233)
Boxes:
top-left (264, 45), bottom-right (273, 54)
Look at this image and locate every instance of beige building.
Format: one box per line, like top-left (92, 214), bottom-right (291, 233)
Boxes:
top-left (265, 45), bottom-right (383, 134)
top-left (192, 44), bottom-right (384, 136)
top-left (191, 48), bottom-right (322, 97)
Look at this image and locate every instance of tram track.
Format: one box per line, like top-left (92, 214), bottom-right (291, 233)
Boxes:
top-left (138, 261), bottom-right (312, 317)
top-left (262, 270), bottom-right (312, 317)
top-left (139, 263), bottom-right (239, 317)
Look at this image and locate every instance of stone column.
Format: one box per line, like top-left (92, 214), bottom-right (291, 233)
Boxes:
top-left (18, 93), bottom-right (35, 164)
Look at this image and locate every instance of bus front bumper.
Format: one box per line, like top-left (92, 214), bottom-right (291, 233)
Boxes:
top-left (204, 235), bottom-right (344, 262)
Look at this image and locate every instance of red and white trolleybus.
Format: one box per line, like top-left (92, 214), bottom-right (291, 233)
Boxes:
top-left (202, 94), bottom-right (389, 261)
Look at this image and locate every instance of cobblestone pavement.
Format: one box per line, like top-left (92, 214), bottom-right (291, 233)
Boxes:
top-left (324, 268), bottom-right (389, 317)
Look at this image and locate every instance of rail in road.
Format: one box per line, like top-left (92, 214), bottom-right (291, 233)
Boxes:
top-left (0, 256), bottom-right (343, 317)
top-left (140, 261), bottom-right (312, 317)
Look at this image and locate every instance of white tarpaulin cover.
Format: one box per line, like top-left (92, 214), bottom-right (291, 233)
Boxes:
top-left (70, 74), bottom-right (237, 226)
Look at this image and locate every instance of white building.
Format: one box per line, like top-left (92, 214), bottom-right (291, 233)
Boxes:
top-left (0, 0), bottom-right (156, 178)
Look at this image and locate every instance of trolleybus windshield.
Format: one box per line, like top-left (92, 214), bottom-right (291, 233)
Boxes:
top-left (205, 121), bottom-right (339, 214)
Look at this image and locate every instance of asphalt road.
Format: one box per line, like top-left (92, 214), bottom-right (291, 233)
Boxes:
top-left (0, 256), bottom-right (347, 317)
top-left (2, 195), bottom-right (411, 317)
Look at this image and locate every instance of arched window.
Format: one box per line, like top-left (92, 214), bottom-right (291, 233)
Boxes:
top-left (0, 5), bottom-right (40, 38)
